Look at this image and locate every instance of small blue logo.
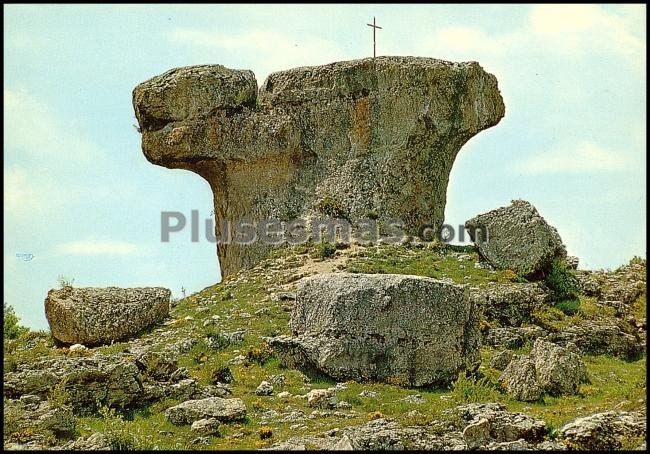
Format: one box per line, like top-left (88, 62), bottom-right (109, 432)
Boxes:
top-left (16, 252), bottom-right (35, 262)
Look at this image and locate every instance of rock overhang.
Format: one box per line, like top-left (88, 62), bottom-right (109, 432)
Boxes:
top-left (133, 57), bottom-right (505, 276)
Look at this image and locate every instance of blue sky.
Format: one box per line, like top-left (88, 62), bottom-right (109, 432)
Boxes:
top-left (4, 4), bottom-right (646, 328)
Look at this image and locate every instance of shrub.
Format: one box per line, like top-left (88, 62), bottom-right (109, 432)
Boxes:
top-left (313, 240), bottom-right (336, 259)
top-left (451, 374), bottom-right (499, 403)
top-left (4, 303), bottom-right (28, 340)
top-left (211, 366), bottom-right (234, 385)
top-left (554, 298), bottom-right (581, 316)
top-left (246, 343), bottom-right (273, 365)
top-left (57, 275), bottom-right (75, 288)
top-left (47, 378), bottom-right (70, 407)
top-left (258, 426), bottom-right (273, 440)
top-left (98, 406), bottom-right (153, 450)
top-left (315, 194), bottom-right (347, 219)
top-left (545, 259), bottom-right (578, 300)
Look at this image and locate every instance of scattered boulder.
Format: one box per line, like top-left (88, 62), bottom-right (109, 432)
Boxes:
top-left (451, 403), bottom-right (547, 443)
top-left (4, 399), bottom-right (75, 437)
top-left (465, 200), bottom-right (567, 277)
top-left (499, 356), bottom-right (542, 402)
top-left (560, 410), bottom-right (646, 450)
top-left (546, 321), bottom-right (643, 360)
top-left (499, 340), bottom-right (587, 401)
top-left (268, 273), bottom-right (480, 387)
top-left (255, 381), bottom-right (274, 396)
top-left (191, 418), bottom-right (221, 436)
top-left (61, 432), bottom-right (112, 451)
top-left (531, 339), bottom-right (586, 396)
top-left (306, 389), bottom-right (337, 409)
top-left (45, 287), bottom-right (171, 345)
top-left (463, 418), bottom-right (491, 449)
top-left (165, 397), bottom-right (246, 425)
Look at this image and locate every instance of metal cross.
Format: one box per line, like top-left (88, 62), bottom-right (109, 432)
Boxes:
top-left (367, 16), bottom-right (382, 58)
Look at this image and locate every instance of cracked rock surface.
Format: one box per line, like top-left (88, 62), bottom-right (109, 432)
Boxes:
top-left (133, 57), bottom-right (505, 276)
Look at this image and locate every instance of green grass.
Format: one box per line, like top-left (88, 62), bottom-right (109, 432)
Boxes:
top-left (344, 244), bottom-right (512, 286)
top-left (4, 244), bottom-right (646, 449)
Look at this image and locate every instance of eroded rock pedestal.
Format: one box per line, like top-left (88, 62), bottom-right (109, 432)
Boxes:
top-left (267, 273), bottom-right (480, 387)
top-left (133, 57), bottom-right (505, 276)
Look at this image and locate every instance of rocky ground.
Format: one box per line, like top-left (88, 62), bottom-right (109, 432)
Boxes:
top-left (3, 242), bottom-right (647, 450)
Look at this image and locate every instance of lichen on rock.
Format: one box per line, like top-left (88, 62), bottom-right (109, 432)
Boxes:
top-left (133, 57), bottom-right (505, 276)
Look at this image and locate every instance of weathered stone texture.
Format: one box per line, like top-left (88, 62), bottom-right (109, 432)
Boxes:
top-left (133, 57), bottom-right (505, 275)
top-left (268, 273), bottom-right (480, 387)
top-left (45, 287), bottom-right (170, 345)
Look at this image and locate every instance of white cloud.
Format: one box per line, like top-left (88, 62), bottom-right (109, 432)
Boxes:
top-left (529, 4), bottom-right (645, 67)
top-left (4, 86), bottom-right (98, 160)
top-left (55, 240), bottom-right (139, 256)
top-left (169, 28), bottom-right (345, 82)
top-left (515, 141), bottom-right (633, 174)
top-left (425, 5), bottom-right (644, 72)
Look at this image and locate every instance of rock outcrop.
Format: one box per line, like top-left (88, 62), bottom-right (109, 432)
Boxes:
top-left (45, 287), bottom-right (171, 345)
top-left (267, 273), bottom-right (480, 387)
top-left (465, 200), bottom-right (567, 277)
top-left (470, 282), bottom-right (550, 327)
top-left (560, 410), bottom-right (646, 450)
top-left (133, 57), bottom-right (505, 276)
top-left (4, 354), bottom-right (144, 413)
top-left (499, 339), bottom-right (587, 401)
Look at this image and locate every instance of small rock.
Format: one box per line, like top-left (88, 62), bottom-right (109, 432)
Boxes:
top-left (359, 390), bottom-right (378, 398)
top-left (256, 381), bottom-right (274, 396)
top-left (490, 350), bottom-right (514, 371)
top-left (165, 397), bottom-right (246, 425)
top-left (463, 418), bottom-right (491, 449)
top-left (191, 418), bottom-right (220, 436)
top-left (307, 389), bottom-right (337, 409)
top-left (69, 344), bottom-right (87, 353)
top-left (500, 357), bottom-right (542, 402)
top-left (336, 401), bottom-right (352, 410)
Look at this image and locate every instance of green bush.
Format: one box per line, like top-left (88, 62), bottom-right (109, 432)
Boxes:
top-left (545, 259), bottom-right (579, 300)
top-left (314, 240), bottom-right (336, 259)
top-left (4, 303), bottom-right (28, 340)
top-left (314, 195), bottom-right (347, 219)
top-left (451, 374), bottom-right (499, 403)
top-left (554, 298), bottom-right (581, 315)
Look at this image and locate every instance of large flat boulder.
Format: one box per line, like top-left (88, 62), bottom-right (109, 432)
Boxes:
top-left (267, 273), bottom-right (480, 387)
top-left (45, 287), bottom-right (170, 345)
top-left (465, 200), bottom-right (567, 277)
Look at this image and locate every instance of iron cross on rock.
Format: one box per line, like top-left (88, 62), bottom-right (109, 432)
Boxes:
top-left (367, 16), bottom-right (382, 58)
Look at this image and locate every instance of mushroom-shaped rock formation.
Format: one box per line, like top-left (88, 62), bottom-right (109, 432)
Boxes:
top-left (133, 57), bottom-right (505, 276)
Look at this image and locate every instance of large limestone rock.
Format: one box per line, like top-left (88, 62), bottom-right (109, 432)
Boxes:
top-left (267, 273), bottom-right (480, 387)
top-left (465, 200), bottom-right (566, 277)
top-left (133, 57), bottom-right (505, 276)
top-left (45, 287), bottom-right (171, 345)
